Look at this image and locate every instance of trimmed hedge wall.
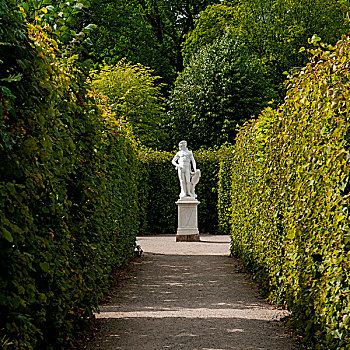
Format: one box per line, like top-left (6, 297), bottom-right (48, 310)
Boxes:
top-left (0, 4), bottom-right (226, 348)
top-left (139, 148), bottom-right (220, 234)
top-left (0, 4), bottom-right (139, 349)
top-left (217, 145), bottom-right (234, 235)
top-left (218, 37), bottom-right (350, 348)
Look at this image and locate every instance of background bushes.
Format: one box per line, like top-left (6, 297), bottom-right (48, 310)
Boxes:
top-left (167, 34), bottom-right (275, 149)
top-left (138, 148), bottom-right (220, 235)
top-left (90, 61), bottom-right (167, 148)
top-left (0, 3), bottom-right (139, 348)
top-left (218, 37), bottom-right (350, 348)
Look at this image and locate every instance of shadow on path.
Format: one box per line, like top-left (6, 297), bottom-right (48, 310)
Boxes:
top-left (87, 238), bottom-right (299, 350)
top-left (90, 318), bottom-right (294, 350)
top-left (199, 240), bottom-right (230, 244)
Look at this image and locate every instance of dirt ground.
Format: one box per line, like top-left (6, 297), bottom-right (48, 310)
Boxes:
top-left (86, 235), bottom-right (300, 350)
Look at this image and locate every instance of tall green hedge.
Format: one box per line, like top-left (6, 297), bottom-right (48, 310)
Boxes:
top-left (218, 37), bottom-right (350, 348)
top-left (138, 148), bottom-right (220, 234)
top-left (0, 3), bottom-right (139, 348)
top-left (217, 145), bottom-right (234, 235)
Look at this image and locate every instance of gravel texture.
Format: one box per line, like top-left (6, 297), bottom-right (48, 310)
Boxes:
top-left (86, 235), bottom-right (299, 349)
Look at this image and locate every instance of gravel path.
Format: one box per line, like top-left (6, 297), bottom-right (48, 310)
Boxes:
top-left (86, 235), bottom-right (299, 349)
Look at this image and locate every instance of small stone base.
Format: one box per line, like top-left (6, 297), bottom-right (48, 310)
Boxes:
top-left (176, 234), bottom-right (200, 242)
top-left (176, 197), bottom-right (200, 243)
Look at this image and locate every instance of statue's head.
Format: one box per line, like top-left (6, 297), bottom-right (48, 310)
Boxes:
top-left (179, 140), bottom-right (187, 150)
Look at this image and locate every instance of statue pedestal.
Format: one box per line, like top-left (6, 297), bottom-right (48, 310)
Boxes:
top-left (176, 197), bottom-right (200, 242)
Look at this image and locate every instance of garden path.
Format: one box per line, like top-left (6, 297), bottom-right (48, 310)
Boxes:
top-left (86, 235), bottom-right (299, 350)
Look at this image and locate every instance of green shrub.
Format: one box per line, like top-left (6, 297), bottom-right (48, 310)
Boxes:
top-left (0, 3), bottom-right (139, 348)
top-left (219, 37), bottom-right (350, 348)
top-left (90, 60), bottom-right (167, 148)
top-left (138, 148), bottom-right (220, 234)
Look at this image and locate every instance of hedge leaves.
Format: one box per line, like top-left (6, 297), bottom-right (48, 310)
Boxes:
top-left (218, 37), bottom-right (350, 348)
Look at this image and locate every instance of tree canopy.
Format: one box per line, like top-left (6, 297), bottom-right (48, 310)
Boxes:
top-left (85, 0), bottom-right (218, 89)
top-left (183, 0), bottom-right (350, 99)
top-left (167, 34), bottom-right (276, 149)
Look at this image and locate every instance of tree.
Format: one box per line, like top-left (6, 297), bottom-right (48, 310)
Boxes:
top-left (84, 0), bottom-right (218, 90)
top-left (182, 0), bottom-right (350, 100)
top-left (182, 3), bottom-right (237, 65)
top-left (90, 59), bottom-right (167, 148)
top-left (167, 34), bottom-right (277, 149)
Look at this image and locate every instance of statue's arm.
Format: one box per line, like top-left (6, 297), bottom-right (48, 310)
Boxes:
top-left (172, 153), bottom-right (180, 168)
top-left (190, 152), bottom-right (197, 172)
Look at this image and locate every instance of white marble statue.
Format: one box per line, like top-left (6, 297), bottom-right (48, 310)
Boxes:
top-left (172, 140), bottom-right (201, 199)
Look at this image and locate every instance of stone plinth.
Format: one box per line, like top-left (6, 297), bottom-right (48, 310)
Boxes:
top-left (176, 197), bottom-right (200, 242)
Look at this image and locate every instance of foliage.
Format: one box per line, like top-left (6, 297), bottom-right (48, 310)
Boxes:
top-left (182, 3), bottom-right (236, 66)
top-left (86, 0), bottom-right (174, 86)
top-left (18, 0), bottom-right (95, 48)
top-left (138, 148), bottom-right (221, 234)
top-left (84, 0), bottom-right (217, 89)
top-left (217, 144), bottom-right (234, 235)
top-left (0, 2), bottom-right (139, 348)
top-left (167, 34), bottom-right (276, 149)
top-left (219, 37), bottom-right (350, 347)
top-left (90, 60), bottom-right (167, 148)
top-left (183, 0), bottom-right (350, 100)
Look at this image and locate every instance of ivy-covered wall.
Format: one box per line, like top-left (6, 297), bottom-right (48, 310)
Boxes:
top-left (218, 37), bottom-right (350, 348)
top-left (139, 148), bottom-right (220, 235)
top-left (0, 3), bottom-right (139, 349)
